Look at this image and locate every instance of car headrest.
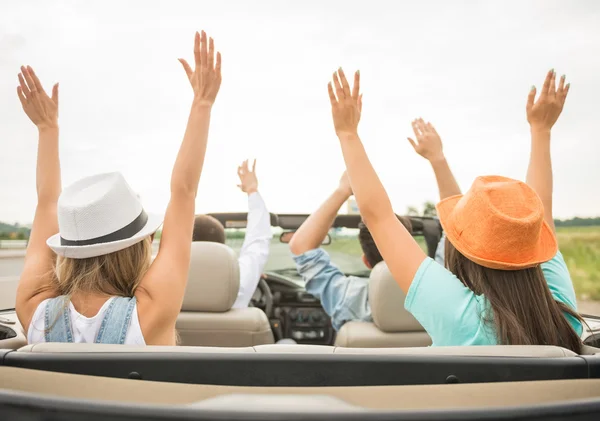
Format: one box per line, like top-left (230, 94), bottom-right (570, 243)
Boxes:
top-left (181, 242), bottom-right (240, 312)
top-left (368, 262), bottom-right (425, 333)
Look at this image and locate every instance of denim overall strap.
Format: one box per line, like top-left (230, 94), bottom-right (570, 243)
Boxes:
top-left (94, 297), bottom-right (137, 344)
top-left (44, 296), bottom-right (74, 343)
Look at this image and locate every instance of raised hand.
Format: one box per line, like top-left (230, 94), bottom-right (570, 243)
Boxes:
top-left (328, 68), bottom-right (361, 136)
top-left (337, 171), bottom-right (353, 197)
top-left (179, 31), bottom-right (222, 106)
top-left (527, 70), bottom-right (569, 132)
top-left (17, 66), bottom-right (59, 130)
top-left (237, 159), bottom-right (259, 194)
top-left (408, 118), bottom-right (444, 162)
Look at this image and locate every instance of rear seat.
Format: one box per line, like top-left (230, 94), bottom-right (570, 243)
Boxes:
top-left (16, 343), bottom-right (594, 357)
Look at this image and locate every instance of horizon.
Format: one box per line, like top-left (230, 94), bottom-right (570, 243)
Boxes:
top-left (2, 0), bottom-right (600, 224)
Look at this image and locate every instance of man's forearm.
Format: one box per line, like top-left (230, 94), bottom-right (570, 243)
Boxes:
top-left (429, 157), bottom-right (461, 200)
top-left (526, 129), bottom-right (554, 231)
top-left (290, 188), bottom-right (349, 255)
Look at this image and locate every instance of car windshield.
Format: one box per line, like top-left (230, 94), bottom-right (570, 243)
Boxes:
top-left (224, 227), bottom-right (428, 280)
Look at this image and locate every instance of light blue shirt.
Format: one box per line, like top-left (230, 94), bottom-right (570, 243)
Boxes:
top-left (293, 248), bottom-right (372, 331)
top-left (293, 243), bottom-right (447, 331)
top-left (405, 250), bottom-right (582, 346)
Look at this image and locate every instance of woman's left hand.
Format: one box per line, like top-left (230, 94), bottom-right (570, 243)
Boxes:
top-left (17, 66), bottom-right (59, 130)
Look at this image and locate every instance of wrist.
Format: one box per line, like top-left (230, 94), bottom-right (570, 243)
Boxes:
top-left (37, 123), bottom-right (59, 133)
top-left (246, 188), bottom-right (258, 195)
top-left (530, 127), bottom-right (551, 143)
top-left (336, 131), bottom-right (359, 142)
top-left (191, 98), bottom-right (213, 111)
top-left (530, 126), bottom-right (551, 136)
top-left (334, 186), bottom-right (352, 199)
top-left (427, 155), bottom-right (447, 166)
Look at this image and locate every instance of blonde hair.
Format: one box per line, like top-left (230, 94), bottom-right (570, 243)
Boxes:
top-left (53, 237), bottom-right (153, 298)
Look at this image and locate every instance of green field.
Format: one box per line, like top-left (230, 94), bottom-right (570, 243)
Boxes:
top-left (557, 226), bottom-right (600, 300)
top-left (326, 227), bottom-right (600, 300)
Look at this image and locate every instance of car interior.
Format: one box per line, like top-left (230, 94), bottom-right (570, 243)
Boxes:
top-left (1, 214), bottom-right (600, 420)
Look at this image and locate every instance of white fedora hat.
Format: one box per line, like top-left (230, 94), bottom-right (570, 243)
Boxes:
top-left (47, 172), bottom-right (163, 259)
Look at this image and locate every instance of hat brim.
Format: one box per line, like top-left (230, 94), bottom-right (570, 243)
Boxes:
top-left (47, 213), bottom-right (163, 259)
top-left (436, 195), bottom-right (558, 270)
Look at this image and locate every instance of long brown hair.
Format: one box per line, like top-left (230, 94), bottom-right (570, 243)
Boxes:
top-left (54, 237), bottom-right (153, 297)
top-left (444, 238), bottom-right (583, 353)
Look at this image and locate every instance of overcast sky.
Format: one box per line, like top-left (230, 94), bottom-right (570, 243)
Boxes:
top-left (1, 0), bottom-right (599, 224)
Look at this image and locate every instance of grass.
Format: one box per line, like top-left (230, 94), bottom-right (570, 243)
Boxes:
top-left (326, 227), bottom-right (600, 300)
top-left (556, 226), bottom-right (600, 300)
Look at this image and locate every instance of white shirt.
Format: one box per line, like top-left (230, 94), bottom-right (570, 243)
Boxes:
top-left (27, 297), bottom-right (146, 345)
top-left (233, 192), bottom-right (272, 308)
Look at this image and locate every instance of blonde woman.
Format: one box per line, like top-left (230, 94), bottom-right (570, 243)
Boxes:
top-left (16, 30), bottom-right (221, 345)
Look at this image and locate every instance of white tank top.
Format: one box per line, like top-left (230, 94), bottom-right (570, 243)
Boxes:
top-left (27, 297), bottom-right (146, 345)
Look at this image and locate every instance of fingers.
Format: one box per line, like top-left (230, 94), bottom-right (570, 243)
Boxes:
top-left (563, 82), bottom-right (570, 101)
top-left (332, 71), bottom-right (343, 99)
top-left (338, 68), bottom-right (352, 98)
top-left (51, 83), bottom-right (59, 108)
top-left (426, 122), bottom-right (438, 136)
top-left (526, 85), bottom-right (536, 111)
top-left (557, 74), bottom-right (565, 93)
top-left (407, 137), bottom-right (418, 150)
top-left (18, 73), bottom-right (30, 97)
top-left (21, 66), bottom-right (37, 93)
top-left (548, 71), bottom-right (556, 97)
top-left (557, 75), bottom-right (570, 106)
top-left (358, 94), bottom-right (363, 113)
top-left (252, 159), bottom-right (256, 173)
top-left (215, 52), bottom-right (222, 78)
top-left (200, 30), bottom-right (208, 69)
top-left (352, 70), bottom-right (360, 99)
top-left (327, 82), bottom-right (337, 105)
top-left (178, 58), bottom-right (193, 80)
top-left (27, 66), bottom-right (45, 93)
top-left (207, 37), bottom-right (214, 70)
top-left (411, 120), bottom-right (422, 138)
top-left (193, 31), bottom-right (201, 68)
top-left (417, 118), bottom-right (427, 135)
top-left (17, 86), bottom-right (26, 106)
top-left (540, 69), bottom-right (552, 99)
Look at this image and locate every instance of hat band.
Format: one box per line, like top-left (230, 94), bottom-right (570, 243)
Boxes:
top-left (60, 210), bottom-right (149, 247)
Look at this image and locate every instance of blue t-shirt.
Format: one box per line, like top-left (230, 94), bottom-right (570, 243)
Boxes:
top-left (405, 251), bottom-right (582, 346)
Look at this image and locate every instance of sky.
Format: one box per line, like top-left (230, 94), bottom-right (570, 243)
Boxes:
top-left (1, 0), bottom-right (599, 224)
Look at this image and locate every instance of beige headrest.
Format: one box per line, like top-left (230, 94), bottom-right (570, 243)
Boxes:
top-left (181, 242), bottom-right (240, 312)
top-left (368, 262), bottom-right (425, 333)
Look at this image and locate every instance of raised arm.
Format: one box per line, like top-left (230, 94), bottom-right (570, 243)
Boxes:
top-left (234, 160), bottom-right (272, 308)
top-left (289, 172), bottom-right (352, 256)
top-left (136, 31), bottom-right (222, 342)
top-left (328, 69), bottom-right (426, 292)
top-left (525, 70), bottom-right (569, 234)
top-left (408, 119), bottom-right (461, 200)
top-left (15, 66), bottom-right (62, 330)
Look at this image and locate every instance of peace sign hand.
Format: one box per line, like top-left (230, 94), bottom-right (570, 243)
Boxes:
top-left (17, 66), bottom-right (59, 130)
top-left (527, 69), bottom-right (569, 132)
top-left (178, 31), bottom-right (222, 107)
top-left (328, 68), bottom-right (361, 137)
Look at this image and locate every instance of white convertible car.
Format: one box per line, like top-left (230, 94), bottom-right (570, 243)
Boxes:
top-left (1, 214), bottom-right (599, 421)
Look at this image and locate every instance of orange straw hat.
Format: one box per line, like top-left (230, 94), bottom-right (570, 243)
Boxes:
top-left (436, 175), bottom-right (557, 270)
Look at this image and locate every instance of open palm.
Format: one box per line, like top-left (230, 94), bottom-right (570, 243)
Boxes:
top-left (17, 66), bottom-right (59, 129)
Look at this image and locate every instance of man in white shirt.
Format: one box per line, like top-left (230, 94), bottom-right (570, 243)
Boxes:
top-left (192, 159), bottom-right (272, 308)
